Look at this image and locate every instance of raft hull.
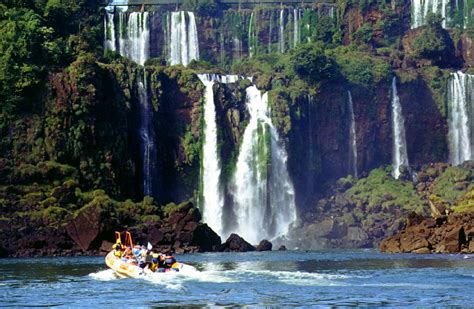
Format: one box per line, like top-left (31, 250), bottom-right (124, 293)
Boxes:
top-left (105, 251), bottom-right (196, 277)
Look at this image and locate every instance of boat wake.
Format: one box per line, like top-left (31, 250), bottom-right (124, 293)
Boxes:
top-left (231, 269), bottom-right (352, 286)
top-left (89, 269), bottom-right (121, 281)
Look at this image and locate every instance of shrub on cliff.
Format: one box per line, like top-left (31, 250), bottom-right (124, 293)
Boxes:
top-left (344, 167), bottom-right (427, 214)
top-left (330, 45), bottom-right (391, 87)
top-left (182, 0), bottom-right (218, 17)
top-left (411, 13), bottom-right (456, 66)
top-left (289, 42), bottom-right (337, 83)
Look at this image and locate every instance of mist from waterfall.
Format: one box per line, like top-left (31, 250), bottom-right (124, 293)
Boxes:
top-left (169, 11), bottom-right (200, 66)
top-left (391, 77), bottom-right (410, 179)
top-left (231, 86), bottom-right (297, 244)
top-left (198, 74), bottom-right (240, 238)
top-left (411, 0), bottom-right (448, 28)
top-left (448, 71), bottom-right (474, 165)
top-left (348, 91), bottom-right (358, 178)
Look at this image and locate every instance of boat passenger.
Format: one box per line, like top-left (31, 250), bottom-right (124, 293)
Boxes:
top-left (112, 241), bottom-right (123, 258)
top-left (122, 246), bottom-right (135, 262)
top-left (149, 253), bottom-right (160, 272)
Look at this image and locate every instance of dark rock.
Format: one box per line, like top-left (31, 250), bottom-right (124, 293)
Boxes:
top-left (100, 240), bottom-right (113, 253)
top-left (218, 234), bottom-right (255, 252)
top-left (66, 205), bottom-right (102, 251)
top-left (278, 245), bottom-right (287, 251)
top-left (190, 224), bottom-right (221, 252)
top-left (381, 212), bottom-right (474, 254)
top-left (256, 240), bottom-right (272, 251)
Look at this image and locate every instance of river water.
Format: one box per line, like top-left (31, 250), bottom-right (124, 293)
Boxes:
top-left (1, 250), bottom-right (474, 307)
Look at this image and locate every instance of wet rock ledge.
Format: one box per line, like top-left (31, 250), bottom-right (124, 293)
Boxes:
top-left (380, 212), bottom-right (474, 254)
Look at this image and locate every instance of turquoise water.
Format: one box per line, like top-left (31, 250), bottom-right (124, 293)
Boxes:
top-left (1, 250), bottom-right (474, 307)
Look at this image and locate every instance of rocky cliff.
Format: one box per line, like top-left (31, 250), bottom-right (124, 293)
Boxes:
top-left (1, 0), bottom-right (474, 256)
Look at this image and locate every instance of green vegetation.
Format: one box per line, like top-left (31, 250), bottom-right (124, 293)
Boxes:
top-left (411, 13), bottom-right (455, 66)
top-left (431, 166), bottom-right (474, 205)
top-left (289, 42), bottom-right (337, 84)
top-left (345, 167), bottom-right (427, 214)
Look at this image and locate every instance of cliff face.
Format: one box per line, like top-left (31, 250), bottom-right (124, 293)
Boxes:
top-left (2, 0), bottom-right (474, 256)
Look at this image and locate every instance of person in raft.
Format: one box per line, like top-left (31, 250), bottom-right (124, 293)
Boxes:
top-left (112, 241), bottom-right (123, 258)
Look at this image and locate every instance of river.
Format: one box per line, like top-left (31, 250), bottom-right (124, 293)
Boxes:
top-left (1, 250), bottom-right (474, 307)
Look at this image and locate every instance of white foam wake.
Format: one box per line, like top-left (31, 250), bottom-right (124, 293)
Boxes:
top-left (89, 269), bottom-right (120, 281)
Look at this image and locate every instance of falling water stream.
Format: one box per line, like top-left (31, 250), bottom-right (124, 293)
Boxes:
top-left (391, 77), bottom-right (410, 179)
top-left (448, 71), bottom-right (474, 165)
top-left (232, 86), bottom-right (297, 244)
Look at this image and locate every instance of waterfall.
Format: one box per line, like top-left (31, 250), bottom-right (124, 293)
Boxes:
top-left (108, 11), bottom-right (149, 65)
top-left (169, 11), bottom-right (200, 66)
top-left (279, 9), bottom-right (285, 53)
top-left (198, 74), bottom-right (240, 238)
top-left (249, 11), bottom-right (257, 58)
top-left (348, 91), bottom-right (358, 178)
top-left (391, 77), bottom-right (410, 179)
top-left (232, 86), bottom-right (297, 244)
top-left (104, 12), bottom-right (116, 52)
top-left (137, 71), bottom-right (157, 197)
top-left (448, 72), bottom-right (474, 165)
top-left (411, 0), bottom-right (449, 28)
top-left (293, 9), bottom-right (300, 48)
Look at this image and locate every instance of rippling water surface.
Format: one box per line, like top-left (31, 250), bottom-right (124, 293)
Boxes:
top-left (1, 250), bottom-right (474, 307)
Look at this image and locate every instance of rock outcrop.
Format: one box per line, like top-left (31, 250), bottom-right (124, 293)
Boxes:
top-left (256, 240), bottom-right (273, 251)
top-left (380, 212), bottom-right (474, 253)
top-left (218, 234), bottom-right (256, 252)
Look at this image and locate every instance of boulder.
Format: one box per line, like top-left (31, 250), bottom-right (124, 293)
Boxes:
top-left (278, 245), bottom-right (287, 251)
top-left (100, 240), bottom-right (114, 253)
top-left (190, 224), bottom-right (221, 252)
top-left (66, 205), bottom-right (102, 251)
top-left (256, 240), bottom-right (272, 251)
top-left (380, 235), bottom-right (401, 253)
top-left (218, 234), bottom-right (255, 252)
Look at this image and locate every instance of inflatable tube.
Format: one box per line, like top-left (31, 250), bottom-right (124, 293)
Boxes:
top-left (105, 251), bottom-right (146, 278)
top-left (105, 251), bottom-right (196, 278)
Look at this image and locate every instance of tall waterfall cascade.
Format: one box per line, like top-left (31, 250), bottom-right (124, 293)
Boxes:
top-left (168, 11), bottom-right (200, 66)
top-left (348, 91), bottom-right (358, 178)
top-left (448, 71), bottom-right (474, 165)
top-left (279, 9), bottom-right (285, 53)
top-left (411, 0), bottom-right (449, 28)
top-left (391, 77), bottom-right (410, 179)
top-left (232, 86), bottom-right (297, 244)
top-left (198, 74), bottom-right (240, 238)
top-left (137, 71), bottom-right (157, 197)
top-left (293, 9), bottom-right (300, 48)
top-left (104, 11), bottom-right (150, 65)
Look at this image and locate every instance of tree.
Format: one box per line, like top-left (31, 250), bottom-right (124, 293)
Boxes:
top-left (289, 42), bottom-right (337, 83)
top-left (0, 7), bottom-right (45, 113)
top-left (412, 13), bottom-right (456, 66)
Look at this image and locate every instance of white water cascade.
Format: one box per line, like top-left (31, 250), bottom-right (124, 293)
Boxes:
top-left (119, 12), bottom-right (150, 65)
top-left (249, 12), bottom-right (257, 58)
top-left (104, 12), bottom-right (116, 52)
top-left (138, 71), bottom-right (157, 197)
top-left (169, 11), bottom-right (200, 66)
top-left (104, 12), bottom-right (149, 65)
top-left (391, 77), bottom-right (410, 179)
top-left (198, 74), bottom-right (240, 238)
top-left (411, 0), bottom-right (449, 29)
top-left (232, 86), bottom-right (297, 244)
top-left (348, 91), bottom-right (358, 178)
top-left (293, 9), bottom-right (300, 48)
top-left (279, 9), bottom-right (285, 53)
top-left (448, 72), bottom-right (474, 165)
